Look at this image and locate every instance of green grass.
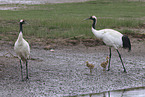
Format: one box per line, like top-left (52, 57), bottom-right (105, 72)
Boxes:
top-left (0, 0), bottom-right (145, 41)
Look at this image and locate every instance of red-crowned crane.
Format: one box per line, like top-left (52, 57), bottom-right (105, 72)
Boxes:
top-left (85, 16), bottom-right (131, 72)
top-left (14, 19), bottom-right (30, 81)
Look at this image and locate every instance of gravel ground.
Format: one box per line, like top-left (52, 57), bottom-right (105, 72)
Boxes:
top-left (0, 38), bottom-right (145, 96)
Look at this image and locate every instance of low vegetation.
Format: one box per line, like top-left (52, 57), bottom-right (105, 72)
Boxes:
top-left (0, 0), bottom-right (145, 44)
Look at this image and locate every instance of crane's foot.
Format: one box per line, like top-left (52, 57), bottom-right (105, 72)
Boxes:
top-left (124, 70), bottom-right (127, 73)
top-left (21, 78), bottom-right (24, 81)
top-left (21, 77), bottom-right (29, 81)
top-left (26, 76), bottom-right (29, 80)
top-left (21, 76), bottom-right (24, 81)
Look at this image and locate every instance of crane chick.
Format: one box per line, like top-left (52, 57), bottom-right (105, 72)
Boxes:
top-left (86, 61), bottom-right (94, 74)
top-left (101, 56), bottom-right (109, 71)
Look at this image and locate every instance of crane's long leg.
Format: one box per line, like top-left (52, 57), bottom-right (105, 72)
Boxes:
top-left (116, 49), bottom-right (127, 72)
top-left (20, 59), bottom-right (23, 81)
top-left (26, 60), bottom-right (29, 79)
top-left (107, 47), bottom-right (111, 71)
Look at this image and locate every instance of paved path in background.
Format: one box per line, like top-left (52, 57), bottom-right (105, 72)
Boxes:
top-left (0, 0), bottom-right (90, 4)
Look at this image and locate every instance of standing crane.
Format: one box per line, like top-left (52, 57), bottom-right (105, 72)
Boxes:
top-left (14, 19), bottom-right (30, 81)
top-left (85, 16), bottom-right (131, 72)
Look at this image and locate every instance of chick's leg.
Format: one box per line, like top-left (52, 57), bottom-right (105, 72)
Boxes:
top-left (103, 68), bottom-right (106, 71)
top-left (90, 68), bottom-right (92, 74)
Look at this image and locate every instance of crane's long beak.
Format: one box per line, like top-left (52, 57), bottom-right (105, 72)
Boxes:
top-left (24, 21), bottom-right (29, 24)
top-left (84, 18), bottom-right (90, 20)
top-left (81, 18), bottom-right (90, 22)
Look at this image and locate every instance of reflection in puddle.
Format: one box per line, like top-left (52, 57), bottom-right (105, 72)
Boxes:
top-left (67, 87), bottom-right (145, 97)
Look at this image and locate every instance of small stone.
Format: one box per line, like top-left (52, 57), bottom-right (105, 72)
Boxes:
top-left (50, 49), bottom-right (55, 52)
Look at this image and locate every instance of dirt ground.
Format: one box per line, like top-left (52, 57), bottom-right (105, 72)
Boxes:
top-left (0, 37), bottom-right (145, 96)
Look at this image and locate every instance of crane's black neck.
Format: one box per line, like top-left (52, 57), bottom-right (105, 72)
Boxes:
top-left (92, 19), bottom-right (96, 29)
top-left (20, 23), bottom-right (23, 32)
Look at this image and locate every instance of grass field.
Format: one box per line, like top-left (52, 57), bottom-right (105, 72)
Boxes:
top-left (0, 0), bottom-right (145, 41)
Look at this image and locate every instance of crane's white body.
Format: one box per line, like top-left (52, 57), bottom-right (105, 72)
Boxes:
top-left (92, 28), bottom-right (123, 49)
top-left (14, 31), bottom-right (30, 61)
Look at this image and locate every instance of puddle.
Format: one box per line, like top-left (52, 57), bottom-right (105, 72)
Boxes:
top-left (66, 87), bottom-right (145, 97)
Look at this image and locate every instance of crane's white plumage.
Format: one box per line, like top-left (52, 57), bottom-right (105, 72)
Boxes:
top-left (85, 16), bottom-right (131, 72)
top-left (14, 31), bottom-right (30, 61)
top-left (14, 19), bottom-right (30, 80)
top-left (92, 28), bottom-right (123, 49)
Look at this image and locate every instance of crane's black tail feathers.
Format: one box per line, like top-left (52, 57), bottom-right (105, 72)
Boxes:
top-left (122, 35), bottom-right (131, 52)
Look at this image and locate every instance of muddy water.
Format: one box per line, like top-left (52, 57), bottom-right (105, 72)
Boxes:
top-left (68, 87), bottom-right (145, 97)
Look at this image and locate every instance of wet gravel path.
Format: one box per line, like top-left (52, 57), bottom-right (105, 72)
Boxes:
top-left (0, 38), bottom-right (145, 96)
